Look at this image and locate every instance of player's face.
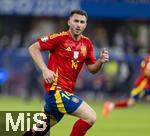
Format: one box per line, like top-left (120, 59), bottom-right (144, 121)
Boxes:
top-left (68, 14), bottom-right (87, 36)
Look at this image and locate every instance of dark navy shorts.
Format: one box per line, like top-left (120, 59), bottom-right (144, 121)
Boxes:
top-left (44, 90), bottom-right (83, 122)
top-left (131, 89), bottom-right (150, 100)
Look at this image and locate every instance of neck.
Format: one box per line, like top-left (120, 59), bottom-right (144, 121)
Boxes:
top-left (69, 29), bottom-right (81, 41)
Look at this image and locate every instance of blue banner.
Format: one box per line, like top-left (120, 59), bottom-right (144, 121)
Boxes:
top-left (0, 0), bottom-right (80, 17)
top-left (1, 0), bottom-right (150, 19)
top-left (81, 1), bottom-right (150, 19)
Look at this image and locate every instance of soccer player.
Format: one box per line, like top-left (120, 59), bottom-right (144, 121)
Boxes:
top-left (23, 9), bottom-right (109, 136)
top-left (102, 55), bottom-right (150, 118)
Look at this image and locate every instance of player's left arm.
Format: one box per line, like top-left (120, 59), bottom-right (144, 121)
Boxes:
top-left (87, 48), bottom-right (109, 74)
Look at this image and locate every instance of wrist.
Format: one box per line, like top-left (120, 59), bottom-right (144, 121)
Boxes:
top-left (41, 66), bottom-right (48, 72)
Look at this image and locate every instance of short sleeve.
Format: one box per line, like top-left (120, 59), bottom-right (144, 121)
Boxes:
top-left (85, 40), bottom-right (96, 65)
top-left (38, 35), bottom-right (59, 51)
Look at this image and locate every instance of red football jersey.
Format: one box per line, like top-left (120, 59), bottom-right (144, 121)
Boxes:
top-left (134, 75), bottom-right (150, 90)
top-left (38, 31), bottom-right (96, 93)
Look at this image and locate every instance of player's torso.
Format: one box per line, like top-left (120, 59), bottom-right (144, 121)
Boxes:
top-left (57, 37), bottom-right (87, 69)
top-left (48, 33), bottom-right (89, 92)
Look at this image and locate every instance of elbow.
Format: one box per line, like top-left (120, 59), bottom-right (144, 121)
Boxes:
top-left (28, 45), bottom-right (34, 56)
top-left (28, 42), bottom-right (40, 54)
top-left (28, 46), bottom-right (32, 53)
top-left (88, 65), bottom-right (98, 74)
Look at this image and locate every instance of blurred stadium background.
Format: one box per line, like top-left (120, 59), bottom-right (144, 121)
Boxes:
top-left (0, 0), bottom-right (150, 136)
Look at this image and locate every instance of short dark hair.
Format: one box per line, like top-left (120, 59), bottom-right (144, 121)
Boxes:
top-left (69, 9), bottom-right (88, 19)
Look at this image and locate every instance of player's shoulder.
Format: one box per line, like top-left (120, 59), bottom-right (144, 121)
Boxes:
top-left (81, 35), bottom-right (90, 41)
top-left (81, 35), bottom-right (93, 46)
top-left (48, 31), bottom-right (69, 39)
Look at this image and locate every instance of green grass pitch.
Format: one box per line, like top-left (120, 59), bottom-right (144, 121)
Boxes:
top-left (0, 95), bottom-right (150, 136)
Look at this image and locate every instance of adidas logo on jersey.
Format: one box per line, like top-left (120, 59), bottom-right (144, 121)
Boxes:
top-left (66, 47), bottom-right (71, 51)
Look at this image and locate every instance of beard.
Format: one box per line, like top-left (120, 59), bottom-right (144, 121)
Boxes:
top-left (74, 29), bottom-right (83, 36)
top-left (69, 27), bottom-right (84, 40)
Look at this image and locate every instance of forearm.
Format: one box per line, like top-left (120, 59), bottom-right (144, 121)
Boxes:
top-left (28, 42), bottom-right (47, 72)
top-left (87, 48), bottom-right (109, 74)
top-left (88, 58), bottom-right (104, 74)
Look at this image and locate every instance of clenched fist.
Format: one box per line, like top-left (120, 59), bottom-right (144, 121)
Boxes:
top-left (99, 48), bottom-right (109, 63)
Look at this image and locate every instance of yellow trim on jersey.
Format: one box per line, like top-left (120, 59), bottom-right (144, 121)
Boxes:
top-left (131, 79), bottom-right (148, 96)
top-left (54, 90), bottom-right (67, 114)
top-left (48, 31), bottom-right (68, 39)
top-left (50, 68), bottom-right (58, 90)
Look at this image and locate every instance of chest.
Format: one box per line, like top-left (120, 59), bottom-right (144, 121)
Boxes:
top-left (57, 39), bottom-right (88, 62)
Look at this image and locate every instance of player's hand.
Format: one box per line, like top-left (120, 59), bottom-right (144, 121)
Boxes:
top-left (42, 68), bottom-right (56, 84)
top-left (99, 48), bottom-right (109, 63)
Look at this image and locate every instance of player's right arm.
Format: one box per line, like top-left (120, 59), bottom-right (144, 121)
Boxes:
top-left (28, 42), bottom-right (56, 84)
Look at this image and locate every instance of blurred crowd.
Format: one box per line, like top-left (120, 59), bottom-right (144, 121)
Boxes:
top-left (0, 16), bottom-right (150, 100)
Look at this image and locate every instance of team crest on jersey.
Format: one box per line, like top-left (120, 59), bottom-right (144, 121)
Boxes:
top-left (41, 36), bottom-right (49, 42)
top-left (81, 45), bottom-right (87, 56)
top-left (73, 51), bottom-right (79, 59)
